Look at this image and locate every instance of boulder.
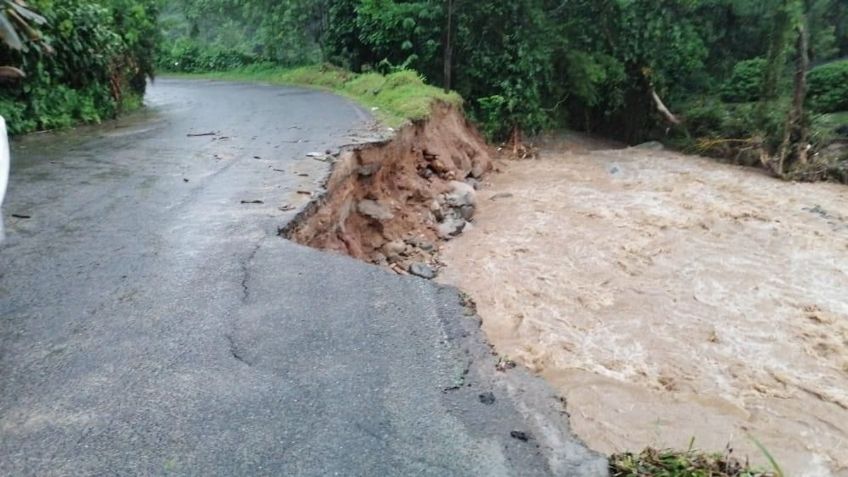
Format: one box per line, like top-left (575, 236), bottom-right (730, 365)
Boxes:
top-left (358, 200), bottom-right (394, 221)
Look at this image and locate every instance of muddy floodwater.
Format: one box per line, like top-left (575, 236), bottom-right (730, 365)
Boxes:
top-left (438, 137), bottom-right (848, 476)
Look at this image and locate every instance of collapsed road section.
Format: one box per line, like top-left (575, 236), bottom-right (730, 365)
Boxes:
top-left (282, 102), bottom-right (490, 278)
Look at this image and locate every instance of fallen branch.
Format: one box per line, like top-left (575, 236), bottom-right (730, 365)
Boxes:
top-left (0, 66), bottom-right (25, 78)
top-left (650, 87), bottom-right (681, 125)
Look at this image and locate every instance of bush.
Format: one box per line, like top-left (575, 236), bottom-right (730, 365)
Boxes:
top-left (0, 0), bottom-right (160, 135)
top-left (157, 39), bottom-right (263, 73)
top-left (721, 58), bottom-right (766, 103)
top-left (685, 100), bottom-right (728, 137)
top-left (808, 60), bottom-right (848, 113)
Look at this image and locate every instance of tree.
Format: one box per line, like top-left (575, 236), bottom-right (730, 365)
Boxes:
top-left (0, 0), bottom-right (48, 78)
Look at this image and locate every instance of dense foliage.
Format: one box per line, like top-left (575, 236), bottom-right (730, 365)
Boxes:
top-left (0, 0), bottom-right (160, 134)
top-left (161, 1), bottom-right (847, 149)
top-left (3, 0), bottom-right (848, 179)
top-left (808, 60), bottom-right (848, 113)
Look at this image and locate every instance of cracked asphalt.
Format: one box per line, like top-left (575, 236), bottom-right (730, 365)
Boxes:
top-left (0, 79), bottom-right (606, 476)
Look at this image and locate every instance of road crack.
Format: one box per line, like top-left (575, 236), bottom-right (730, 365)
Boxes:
top-left (226, 333), bottom-right (252, 366)
top-left (239, 241), bottom-right (262, 303)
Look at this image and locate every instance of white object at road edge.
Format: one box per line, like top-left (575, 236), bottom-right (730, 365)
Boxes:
top-left (0, 116), bottom-right (8, 241)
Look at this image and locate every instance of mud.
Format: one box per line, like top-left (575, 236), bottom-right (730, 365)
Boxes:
top-left (282, 103), bottom-right (491, 271)
top-left (437, 134), bottom-right (848, 477)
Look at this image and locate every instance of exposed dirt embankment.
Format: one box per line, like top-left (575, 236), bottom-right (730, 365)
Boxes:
top-left (282, 103), bottom-right (491, 275)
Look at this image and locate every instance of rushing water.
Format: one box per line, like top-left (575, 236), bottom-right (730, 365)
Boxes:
top-left (439, 139), bottom-right (848, 477)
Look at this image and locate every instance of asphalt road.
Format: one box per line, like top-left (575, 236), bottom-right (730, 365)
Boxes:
top-left (0, 79), bottom-right (606, 476)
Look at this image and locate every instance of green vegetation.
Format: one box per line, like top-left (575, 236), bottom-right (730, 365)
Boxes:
top-left (167, 64), bottom-right (461, 128)
top-left (156, 0), bottom-right (848, 181)
top-left (610, 447), bottom-right (779, 477)
top-left (0, 0), bottom-right (160, 135)
top-left (808, 60), bottom-right (848, 113)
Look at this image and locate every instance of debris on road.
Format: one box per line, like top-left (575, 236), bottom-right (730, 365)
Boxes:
top-left (408, 262), bottom-right (436, 280)
top-left (478, 392), bottom-right (496, 405)
top-left (240, 200), bottom-right (264, 204)
top-left (187, 131), bottom-right (216, 137)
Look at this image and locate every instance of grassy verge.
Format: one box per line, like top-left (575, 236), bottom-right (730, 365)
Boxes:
top-left (161, 64), bottom-right (463, 128)
top-left (610, 446), bottom-right (781, 477)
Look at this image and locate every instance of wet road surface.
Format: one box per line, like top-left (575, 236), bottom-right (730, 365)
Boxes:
top-left (0, 79), bottom-right (605, 476)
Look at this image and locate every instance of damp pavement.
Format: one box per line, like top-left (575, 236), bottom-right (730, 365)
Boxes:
top-left (0, 79), bottom-right (606, 476)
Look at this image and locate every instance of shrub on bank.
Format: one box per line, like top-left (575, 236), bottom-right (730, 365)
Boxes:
top-left (0, 0), bottom-right (159, 135)
top-left (721, 58), bottom-right (767, 103)
top-left (808, 60), bottom-right (848, 113)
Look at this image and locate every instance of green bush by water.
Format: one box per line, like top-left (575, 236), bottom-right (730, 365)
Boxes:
top-left (808, 60), bottom-right (848, 113)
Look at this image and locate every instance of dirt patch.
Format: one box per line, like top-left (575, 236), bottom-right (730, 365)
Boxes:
top-left (438, 134), bottom-right (848, 477)
top-left (282, 102), bottom-right (491, 274)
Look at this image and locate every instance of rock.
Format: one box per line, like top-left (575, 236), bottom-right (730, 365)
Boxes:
top-left (445, 180), bottom-right (477, 208)
top-left (478, 392), bottom-right (496, 405)
top-left (632, 141), bottom-right (664, 151)
top-left (490, 192), bottom-right (514, 201)
top-left (437, 216), bottom-right (466, 239)
top-left (371, 253), bottom-right (388, 266)
top-left (358, 163), bottom-right (381, 177)
top-left (381, 240), bottom-right (406, 261)
top-left (358, 200), bottom-right (394, 221)
top-left (459, 204), bottom-right (475, 221)
top-left (408, 262), bottom-right (436, 280)
top-left (465, 178), bottom-right (481, 190)
top-left (471, 160), bottom-right (487, 179)
top-left (406, 237), bottom-right (435, 252)
top-left (510, 431), bottom-right (531, 442)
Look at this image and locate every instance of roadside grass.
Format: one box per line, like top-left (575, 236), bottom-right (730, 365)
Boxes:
top-left (610, 439), bottom-right (782, 477)
top-left (161, 64), bottom-right (463, 128)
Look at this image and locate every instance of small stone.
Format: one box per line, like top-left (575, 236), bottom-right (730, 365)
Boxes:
top-left (471, 161), bottom-right (486, 179)
top-left (382, 240), bottom-right (406, 261)
top-left (632, 141), bottom-right (664, 151)
top-left (358, 200), bottom-right (394, 221)
top-left (437, 217), bottom-right (466, 239)
top-left (478, 392), bottom-right (496, 405)
top-left (445, 181), bottom-right (477, 208)
top-left (358, 163), bottom-right (381, 177)
top-left (490, 193), bottom-right (514, 201)
top-left (408, 262), bottom-right (436, 280)
top-left (371, 253), bottom-right (388, 266)
top-left (510, 431), bottom-right (531, 442)
top-left (459, 204), bottom-right (475, 221)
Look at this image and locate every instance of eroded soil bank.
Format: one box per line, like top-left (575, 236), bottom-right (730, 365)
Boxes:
top-left (283, 102), bottom-right (490, 275)
top-left (438, 135), bottom-right (848, 477)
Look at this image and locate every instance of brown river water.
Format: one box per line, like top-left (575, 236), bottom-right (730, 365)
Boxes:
top-left (438, 137), bottom-right (848, 476)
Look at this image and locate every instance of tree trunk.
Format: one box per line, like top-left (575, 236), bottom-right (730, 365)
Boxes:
top-left (778, 20), bottom-right (810, 173)
top-left (443, 0), bottom-right (454, 92)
